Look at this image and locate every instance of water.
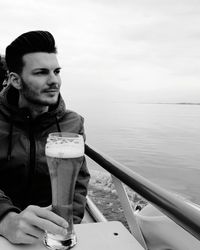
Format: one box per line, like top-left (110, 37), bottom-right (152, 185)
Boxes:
top-left (70, 102), bottom-right (200, 205)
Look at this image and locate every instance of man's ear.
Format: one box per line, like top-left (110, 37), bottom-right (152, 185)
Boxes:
top-left (9, 72), bottom-right (22, 90)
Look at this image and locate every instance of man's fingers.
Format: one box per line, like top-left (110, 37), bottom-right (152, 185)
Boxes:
top-left (14, 231), bottom-right (39, 245)
top-left (22, 234), bottom-right (38, 245)
top-left (22, 224), bottom-right (44, 240)
top-left (24, 206), bottom-right (68, 236)
top-left (0, 206), bottom-right (68, 245)
top-left (33, 217), bottom-right (68, 236)
top-left (31, 206), bottom-right (68, 228)
top-left (43, 205), bottom-right (52, 211)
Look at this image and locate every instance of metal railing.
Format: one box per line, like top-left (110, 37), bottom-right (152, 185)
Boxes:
top-left (85, 144), bottom-right (200, 244)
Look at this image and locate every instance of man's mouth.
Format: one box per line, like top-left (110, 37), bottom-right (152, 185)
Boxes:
top-left (43, 88), bottom-right (59, 93)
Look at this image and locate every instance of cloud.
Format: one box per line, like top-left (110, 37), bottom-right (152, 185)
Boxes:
top-left (1, 0), bottom-right (200, 102)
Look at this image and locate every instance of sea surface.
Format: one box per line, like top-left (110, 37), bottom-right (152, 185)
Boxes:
top-left (70, 102), bottom-right (200, 205)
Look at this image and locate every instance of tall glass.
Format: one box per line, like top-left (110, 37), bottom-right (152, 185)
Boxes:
top-left (43, 132), bottom-right (84, 250)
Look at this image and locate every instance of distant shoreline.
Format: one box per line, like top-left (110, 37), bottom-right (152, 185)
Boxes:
top-left (119, 102), bottom-right (200, 105)
top-left (156, 102), bottom-right (200, 105)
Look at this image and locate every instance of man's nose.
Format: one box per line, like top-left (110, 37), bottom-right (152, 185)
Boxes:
top-left (47, 72), bottom-right (60, 85)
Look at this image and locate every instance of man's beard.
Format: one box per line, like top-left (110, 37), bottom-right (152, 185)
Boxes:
top-left (20, 76), bottom-right (59, 106)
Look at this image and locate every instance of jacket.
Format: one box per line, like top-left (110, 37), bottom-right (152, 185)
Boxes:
top-left (0, 85), bottom-right (90, 224)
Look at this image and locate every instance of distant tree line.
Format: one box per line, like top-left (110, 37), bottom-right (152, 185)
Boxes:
top-left (0, 55), bottom-right (8, 91)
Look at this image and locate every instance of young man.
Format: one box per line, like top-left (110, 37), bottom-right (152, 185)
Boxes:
top-left (0, 31), bottom-right (90, 244)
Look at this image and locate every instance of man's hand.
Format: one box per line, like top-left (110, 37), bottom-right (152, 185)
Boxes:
top-left (0, 205), bottom-right (68, 244)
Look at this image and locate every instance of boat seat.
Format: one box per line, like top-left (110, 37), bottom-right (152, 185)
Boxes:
top-left (136, 204), bottom-right (200, 250)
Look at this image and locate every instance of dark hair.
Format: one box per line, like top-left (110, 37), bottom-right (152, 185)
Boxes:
top-left (5, 30), bottom-right (57, 74)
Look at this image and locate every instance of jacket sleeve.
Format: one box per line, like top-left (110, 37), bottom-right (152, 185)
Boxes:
top-left (73, 116), bottom-right (90, 224)
top-left (0, 190), bottom-right (21, 222)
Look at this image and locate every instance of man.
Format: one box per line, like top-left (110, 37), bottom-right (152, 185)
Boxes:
top-left (0, 31), bottom-right (90, 244)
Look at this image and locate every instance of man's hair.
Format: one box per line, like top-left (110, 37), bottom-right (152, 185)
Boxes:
top-left (5, 30), bottom-right (57, 74)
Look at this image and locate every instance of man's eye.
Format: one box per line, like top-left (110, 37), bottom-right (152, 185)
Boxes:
top-left (35, 72), bottom-right (44, 75)
top-left (55, 70), bottom-right (60, 75)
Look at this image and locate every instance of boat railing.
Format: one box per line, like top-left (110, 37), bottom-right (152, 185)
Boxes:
top-left (85, 144), bottom-right (200, 249)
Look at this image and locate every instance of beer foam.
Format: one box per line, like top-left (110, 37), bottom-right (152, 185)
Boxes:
top-left (45, 134), bottom-right (84, 158)
top-left (46, 145), bottom-right (84, 158)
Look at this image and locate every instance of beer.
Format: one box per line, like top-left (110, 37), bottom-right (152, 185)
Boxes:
top-left (44, 133), bottom-right (84, 250)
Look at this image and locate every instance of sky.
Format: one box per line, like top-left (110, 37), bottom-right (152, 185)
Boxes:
top-left (1, 0), bottom-right (200, 104)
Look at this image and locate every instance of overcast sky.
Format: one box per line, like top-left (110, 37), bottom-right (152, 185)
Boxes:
top-left (1, 0), bottom-right (200, 104)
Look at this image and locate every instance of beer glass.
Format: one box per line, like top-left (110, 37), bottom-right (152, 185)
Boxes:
top-left (43, 132), bottom-right (84, 250)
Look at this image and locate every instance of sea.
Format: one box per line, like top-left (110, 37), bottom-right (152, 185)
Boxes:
top-left (69, 101), bottom-right (200, 205)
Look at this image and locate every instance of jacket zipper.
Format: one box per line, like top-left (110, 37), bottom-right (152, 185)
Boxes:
top-left (25, 116), bottom-right (36, 206)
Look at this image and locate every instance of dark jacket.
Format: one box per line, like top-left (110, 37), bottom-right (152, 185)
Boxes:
top-left (0, 86), bottom-right (90, 223)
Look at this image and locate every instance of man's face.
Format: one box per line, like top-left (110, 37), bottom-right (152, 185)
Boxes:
top-left (19, 52), bottom-right (61, 107)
